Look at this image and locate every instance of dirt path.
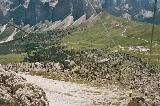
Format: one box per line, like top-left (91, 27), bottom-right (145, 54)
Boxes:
top-left (17, 73), bottom-right (130, 106)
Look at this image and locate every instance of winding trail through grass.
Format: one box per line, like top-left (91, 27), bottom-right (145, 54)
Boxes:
top-left (17, 73), bottom-right (129, 106)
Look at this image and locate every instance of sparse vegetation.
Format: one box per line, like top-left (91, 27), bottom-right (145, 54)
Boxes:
top-left (0, 53), bottom-right (27, 64)
top-left (61, 13), bottom-right (160, 65)
top-left (1, 13), bottom-right (160, 66)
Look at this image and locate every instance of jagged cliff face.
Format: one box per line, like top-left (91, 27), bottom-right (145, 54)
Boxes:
top-left (0, 0), bottom-right (160, 25)
top-left (102, 0), bottom-right (160, 24)
top-left (0, 0), bottom-right (100, 25)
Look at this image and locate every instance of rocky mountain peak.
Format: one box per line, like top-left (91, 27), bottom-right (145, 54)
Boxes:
top-left (0, 0), bottom-right (100, 25)
top-left (0, 0), bottom-right (160, 25)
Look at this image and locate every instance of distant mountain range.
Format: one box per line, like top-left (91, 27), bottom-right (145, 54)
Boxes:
top-left (0, 0), bottom-right (97, 25)
top-left (0, 0), bottom-right (160, 25)
top-left (102, 0), bottom-right (160, 24)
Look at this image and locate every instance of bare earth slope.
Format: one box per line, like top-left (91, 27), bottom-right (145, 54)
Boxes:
top-left (18, 73), bottom-right (130, 106)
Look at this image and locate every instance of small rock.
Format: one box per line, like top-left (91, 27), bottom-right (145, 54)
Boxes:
top-left (64, 60), bottom-right (76, 69)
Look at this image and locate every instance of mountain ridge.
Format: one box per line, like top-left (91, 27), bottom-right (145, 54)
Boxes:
top-left (0, 0), bottom-right (100, 25)
top-left (0, 0), bottom-right (160, 25)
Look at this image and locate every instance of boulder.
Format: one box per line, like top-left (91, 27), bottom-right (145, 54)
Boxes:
top-left (64, 60), bottom-right (76, 69)
top-left (127, 97), bottom-right (148, 106)
top-left (0, 64), bottom-right (5, 72)
top-left (0, 68), bottom-right (49, 106)
top-left (54, 62), bottom-right (62, 71)
top-left (98, 58), bottom-right (110, 64)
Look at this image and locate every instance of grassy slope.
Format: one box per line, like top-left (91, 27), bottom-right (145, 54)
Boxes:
top-left (0, 29), bottom-right (72, 64)
top-left (61, 13), bottom-right (160, 65)
top-left (0, 53), bottom-right (27, 64)
top-left (0, 12), bottom-right (160, 65)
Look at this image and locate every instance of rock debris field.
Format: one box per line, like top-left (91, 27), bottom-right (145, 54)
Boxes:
top-left (1, 49), bottom-right (160, 106)
top-left (17, 73), bottom-right (130, 106)
top-left (0, 66), bottom-right (49, 106)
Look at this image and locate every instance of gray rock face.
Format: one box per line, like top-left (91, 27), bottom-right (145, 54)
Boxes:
top-left (102, 0), bottom-right (160, 24)
top-left (0, 66), bottom-right (49, 106)
top-left (1, 0), bottom-right (160, 25)
top-left (0, 0), bottom-right (100, 25)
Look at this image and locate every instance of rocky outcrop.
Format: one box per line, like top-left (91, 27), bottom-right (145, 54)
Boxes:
top-left (127, 97), bottom-right (148, 106)
top-left (3, 62), bottom-right (64, 72)
top-left (0, 0), bottom-right (101, 25)
top-left (102, 0), bottom-right (160, 24)
top-left (64, 60), bottom-right (76, 69)
top-left (1, 0), bottom-right (160, 25)
top-left (0, 64), bottom-right (49, 106)
top-left (127, 97), bottom-right (160, 106)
